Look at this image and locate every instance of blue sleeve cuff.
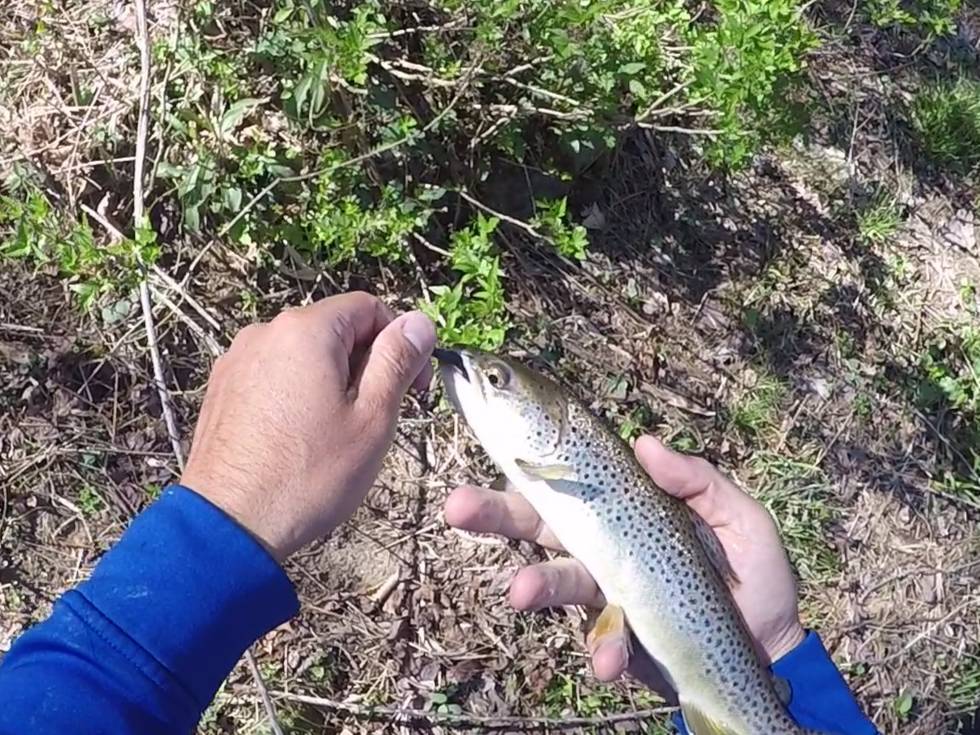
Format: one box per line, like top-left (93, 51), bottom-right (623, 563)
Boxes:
top-left (773, 631), bottom-right (877, 734)
top-left (671, 631), bottom-right (876, 734)
top-left (74, 484), bottom-right (299, 711)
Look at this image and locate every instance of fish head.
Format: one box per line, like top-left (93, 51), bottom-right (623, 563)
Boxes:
top-left (434, 348), bottom-right (568, 467)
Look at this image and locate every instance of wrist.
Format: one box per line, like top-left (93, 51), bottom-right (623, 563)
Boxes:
top-left (766, 619), bottom-right (807, 663)
top-left (180, 471), bottom-right (293, 563)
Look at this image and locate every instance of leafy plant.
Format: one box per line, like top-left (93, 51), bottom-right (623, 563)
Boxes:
top-left (729, 368), bottom-right (787, 436)
top-left (78, 486), bottom-right (106, 516)
top-left (0, 189), bottom-right (158, 310)
top-left (532, 197), bottom-right (589, 260)
top-left (690, 0), bottom-right (816, 166)
top-left (866, 0), bottom-right (962, 38)
top-left (920, 327), bottom-right (980, 415)
top-left (917, 323), bottom-right (980, 499)
top-left (422, 215), bottom-right (509, 350)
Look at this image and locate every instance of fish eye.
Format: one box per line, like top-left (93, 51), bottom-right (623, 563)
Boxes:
top-left (485, 363), bottom-right (511, 389)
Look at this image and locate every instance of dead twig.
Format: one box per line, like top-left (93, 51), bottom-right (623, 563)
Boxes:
top-left (132, 0), bottom-right (183, 471)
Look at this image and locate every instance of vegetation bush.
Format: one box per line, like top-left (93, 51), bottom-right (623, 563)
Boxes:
top-left (3, 0), bottom-right (818, 346)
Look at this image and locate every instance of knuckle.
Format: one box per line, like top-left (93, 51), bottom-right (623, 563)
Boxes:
top-left (272, 307), bottom-right (306, 330)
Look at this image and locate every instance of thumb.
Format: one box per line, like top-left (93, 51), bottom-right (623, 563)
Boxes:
top-left (357, 311), bottom-right (436, 412)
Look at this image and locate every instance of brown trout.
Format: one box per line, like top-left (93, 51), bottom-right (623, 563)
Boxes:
top-left (435, 348), bottom-right (822, 735)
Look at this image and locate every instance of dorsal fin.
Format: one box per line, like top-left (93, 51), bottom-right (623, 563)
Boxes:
top-left (689, 508), bottom-right (740, 586)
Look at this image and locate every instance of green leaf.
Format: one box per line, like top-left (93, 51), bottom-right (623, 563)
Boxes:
top-left (155, 162), bottom-right (184, 179)
top-left (219, 97), bottom-right (265, 138)
top-left (223, 187), bottom-right (243, 213)
top-left (619, 62), bottom-right (646, 75)
top-left (894, 691), bottom-right (914, 718)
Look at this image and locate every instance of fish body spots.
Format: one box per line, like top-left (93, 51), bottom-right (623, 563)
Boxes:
top-left (543, 398), bottom-right (801, 733)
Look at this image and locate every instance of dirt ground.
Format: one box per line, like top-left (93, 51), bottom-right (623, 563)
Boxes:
top-left (3, 1), bottom-right (980, 734)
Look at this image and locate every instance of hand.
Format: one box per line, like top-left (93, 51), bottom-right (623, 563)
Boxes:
top-left (444, 435), bottom-right (806, 699)
top-left (181, 292), bottom-right (436, 562)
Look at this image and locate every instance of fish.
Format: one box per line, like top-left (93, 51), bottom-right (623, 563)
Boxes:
top-left (434, 348), bottom-right (823, 735)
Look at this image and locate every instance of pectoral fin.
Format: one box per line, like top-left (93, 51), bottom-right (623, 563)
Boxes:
top-left (490, 473), bottom-right (515, 492)
top-left (680, 701), bottom-right (740, 735)
top-left (689, 508), bottom-right (740, 586)
top-left (772, 674), bottom-right (791, 706)
top-left (585, 604), bottom-right (631, 656)
top-left (515, 458), bottom-right (577, 482)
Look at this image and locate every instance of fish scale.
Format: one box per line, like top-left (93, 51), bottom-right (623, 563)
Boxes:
top-left (436, 348), bottom-right (824, 735)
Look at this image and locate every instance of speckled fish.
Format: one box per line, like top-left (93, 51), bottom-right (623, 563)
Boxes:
top-left (434, 348), bottom-right (822, 735)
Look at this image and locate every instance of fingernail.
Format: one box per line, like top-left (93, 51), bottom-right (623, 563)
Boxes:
top-left (400, 311), bottom-right (436, 355)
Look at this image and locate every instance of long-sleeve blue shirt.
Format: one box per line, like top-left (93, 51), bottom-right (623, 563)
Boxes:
top-left (0, 485), bottom-right (877, 734)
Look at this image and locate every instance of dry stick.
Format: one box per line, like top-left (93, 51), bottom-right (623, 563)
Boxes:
top-left (128, 4), bottom-right (283, 734)
top-left (270, 690), bottom-right (673, 729)
top-left (132, 0), bottom-right (182, 469)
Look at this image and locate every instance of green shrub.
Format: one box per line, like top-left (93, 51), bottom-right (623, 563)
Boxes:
top-left (15, 0), bottom-right (819, 342)
top-left (866, 0), bottom-right (962, 38)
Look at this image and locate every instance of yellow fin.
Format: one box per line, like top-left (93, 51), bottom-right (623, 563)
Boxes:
top-left (689, 508), bottom-right (740, 586)
top-left (515, 458), bottom-right (577, 481)
top-left (680, 701), bottom-right (740, 735)
top-left (586, 604), bottom-right (630, 652)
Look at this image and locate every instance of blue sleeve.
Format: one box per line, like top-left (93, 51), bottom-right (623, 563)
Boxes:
top-left (0, 485), bottom-right (299, 735)
top-left (671, 631), bottom-right (877, 734)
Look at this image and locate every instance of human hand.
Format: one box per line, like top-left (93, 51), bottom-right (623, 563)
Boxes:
top-left (443, 435), bottom-right (805, 698)
top-left (181, 292), bottom-right (436, 562)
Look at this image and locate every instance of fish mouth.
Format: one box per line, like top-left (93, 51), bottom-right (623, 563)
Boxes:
top-left (433, 347), bottom-right (469, 382)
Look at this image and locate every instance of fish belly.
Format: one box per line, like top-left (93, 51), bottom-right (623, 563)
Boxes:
top-left (511, 476), bottom-right (796, 735)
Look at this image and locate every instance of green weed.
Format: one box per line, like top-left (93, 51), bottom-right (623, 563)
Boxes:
top-left (917, 323), bottom-right (980, 499)
top-left (532, 198), bottom-right (589, 261)
top-left (910, 79), bottom-right (980, 172)
top-left (729, 369), bottom-right (787, 437)
top-left (78, 486), bottom-right (106, 517)
top-left (749, 450), bottom-right (840, 582)
top-left (948, 650), bottom-right (980, 715)
top-left (543, 673), bottom-right (663, 719)
top-left (857, 192), bottom-right (903, 245)
top-left (920, 326), bottom-right (980, 415)
top-left (894, 690), bottom-right (915, 722)
top-left (619, 405), bottom-right (654, 441)
top-left (422, 215), bottom-right (510, 350)
top-left (0, 188), bottom-right (158, 310)
top-left (668, 430), bottom-right (702, 454)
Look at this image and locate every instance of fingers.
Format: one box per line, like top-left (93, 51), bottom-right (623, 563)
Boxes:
top-left (591, 636), bottom-right (630, 682)
top-left (634, 435), bottom-right (756, 528)
top-left (509, 558), bottom-right (605, 611)
top-left (308, 291), bottom-right (394, 355)
top-left (355, 311), bottom-right (436, 412)
top-left (589, 627), bottom-right (676, 697)
top-left (444, 485), bottom-right (563, 549)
